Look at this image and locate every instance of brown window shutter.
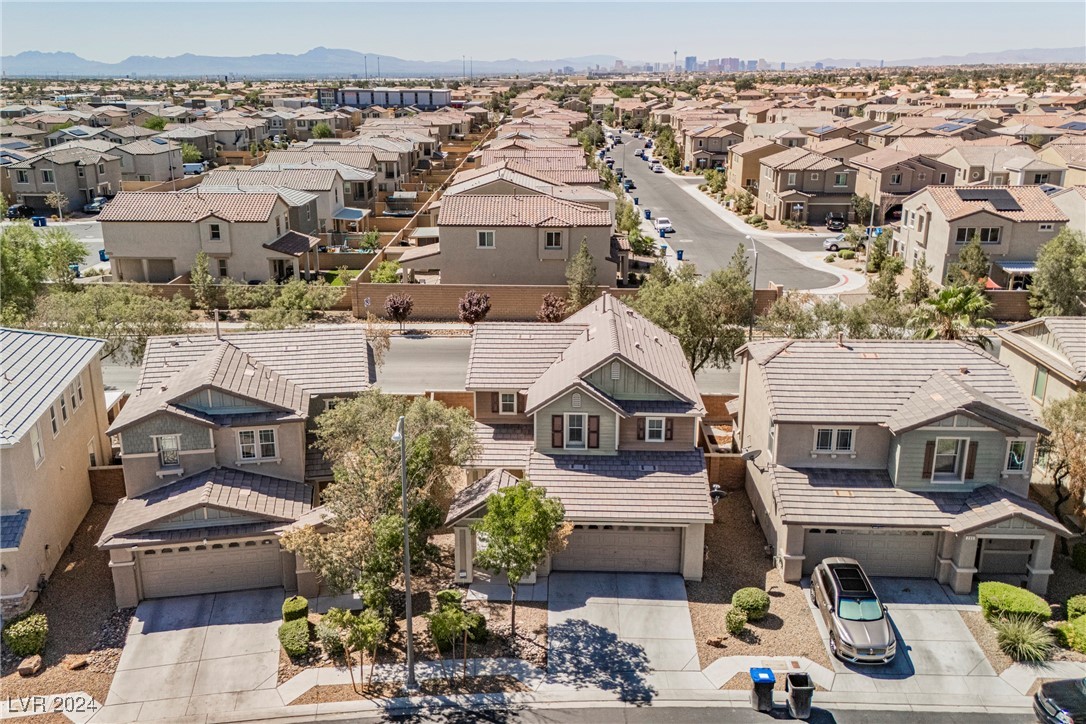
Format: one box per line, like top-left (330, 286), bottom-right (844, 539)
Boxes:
top-left (665, 418), bottom-right (674, 441)
top-left (921, 440), bottom-right (936, 478)
top-left (551, 415), bottom-right (563, 448)
top-left (637, 418), bottom-right (646, 440)
top-left (518, 392), bottom-right (527, 414)
top-left (965, 441), bottom-right (979, 480)
top-left (588, 416), bottom-right (600, 448)
top-left (491, 392), bottom-right (499, 414)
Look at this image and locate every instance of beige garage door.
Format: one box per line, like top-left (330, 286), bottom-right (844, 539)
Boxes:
top-left (139, 539), bottom-right (283, 599)
top-left (552, 525), bottom-right (682, 574)
top-left (803, 528), bottom-right (939, 577)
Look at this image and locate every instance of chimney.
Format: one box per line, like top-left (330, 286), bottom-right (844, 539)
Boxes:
top-left (836, 332), bottom-right (845, 347)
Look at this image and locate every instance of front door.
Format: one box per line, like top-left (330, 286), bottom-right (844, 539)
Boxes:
top-left (271, 258), bottom-right (292, 281)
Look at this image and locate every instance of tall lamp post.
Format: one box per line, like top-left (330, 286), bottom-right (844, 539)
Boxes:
top-left (390, 416), bottom-right (417, 691)
top-left (745, 235), bottom-right (759, 340)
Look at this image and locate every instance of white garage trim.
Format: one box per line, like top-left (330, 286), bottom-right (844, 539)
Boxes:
top-left (552, 524), bottom-right (683, 574)
top-left (138, 536), bottom-right (283, 599)
top-left (803, 527), bottom-right (940, 578)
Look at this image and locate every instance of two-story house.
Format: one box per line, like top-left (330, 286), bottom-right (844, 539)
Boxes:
top-left (94, 138), bottom-right (183, 183)
top-left (100, 191), bottom-right (321, 283)
top-left (726, 138), bottom-right (786, 194)
top-left (756, 147), bottom-right (856, 224)
top-left (849, 148), bottom-right (956, 224)
top-left (204, 167), bottom-right (360, 233)
top-left (936, 146), bottom-right (1066, 187)
top-left (445, 294), bottom-right (713, 582)
top-left (682, 122), bottom-right (746, 171)
top-left (997, 317), bottom-right (1086, 416)
top-left (7, 146), bottom-right (122, 213)
top-left (1, 329), bottom-right (111, 617)
top-left (895, 185), bottom-right (1069, 286)
top-left (735, 338), bottom-right (1068, 595)
top-left (97, 328), bottom-right (370, 606)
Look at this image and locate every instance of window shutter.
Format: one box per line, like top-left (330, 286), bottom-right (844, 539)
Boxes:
top-left (518, 393), bottom-right (527, 414)
top-left (491, 392), bottom-right (499, 414)
top-left (637, 418), bottom-right (646, 440)
top-left (551, 416), bottom-right (563, 448)
top-left (922, 440), bottom-right (936, 478)
top-left (588, 416), bottom-right (600, 449)
top-left (665, 418), bottom-right (674, 441)
top-left (965, 441), bottom-right (979, 480)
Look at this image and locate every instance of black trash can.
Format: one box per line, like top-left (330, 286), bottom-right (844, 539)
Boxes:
top-left (749, 667), bottom-right (775, 712)
top-left (786, 672), bottom-right (814, 720)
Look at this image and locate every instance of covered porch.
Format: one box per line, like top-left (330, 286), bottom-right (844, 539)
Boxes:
top-left (263, 230), bottom-right (322, 281)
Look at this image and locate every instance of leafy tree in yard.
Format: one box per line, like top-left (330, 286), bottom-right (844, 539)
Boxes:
top-left (761, 293), bottom-right (854, 339)
top-left (312, 122), bottom-right (333, 139)
top-left (142, 115), bottom-right (166, 131)
top-left (1030, 229), bottom-right (1086, 317)
top-left (29, 284), bottom-right (192, 364)
top-left (909, 284), bottom-right (994, 349)
top-left (0, 224), bottom-right (86, 323)
top-left (631, 248), bottom-right (752, 373)
top-left (565, 240), bottom-right (598, 312)
top-left (370, 260), bottom-right (401, 283)
top-left (457, 290), bottom-right (491, 325)
top-left (904, 254), bottom-right (934, 306)
top-left (473, 481), bottom-right (569, 638)
top-left (323, 607), bottom-right (387, 690)
top-left (537, 293), bottom-right (566, 322)
top-left (1040, 393), bottom-right (1086, 533)
top-left (949, 234), bottom-right (992, 285)
top-left (384, 292), bottom-right (413, 331)
top-left (733, 77), bottom-right (755, 92)
top-left (247, 279), bottom-right (342, 330)
top-left (357, 230), bottom-right (382, 253)
top-left (867, 262), bottom-right (901, 303)
top-left (733, 190), bottom-right (755, 215)
top-left (45, 190), bottom-right (69, 218)
top-left (190, 251), bottom-right (216, 311)
top-left (180, 143), bottom-right (203, 163)
top-left (851, 194), bottom-right (873, 226)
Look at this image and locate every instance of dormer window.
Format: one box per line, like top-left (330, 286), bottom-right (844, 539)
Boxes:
top-left (813, 427), bottom-right (854, 454)
top-left (932, 437), bottom-right (967, 482)
top-left (499, 392), bottom-right (516, 414)
top-left (1005, 440), bottom-right (1028, 473)
top-left (154, 435), bottom-right (181, 468)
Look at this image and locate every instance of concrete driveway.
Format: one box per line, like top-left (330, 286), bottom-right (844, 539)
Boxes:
top-left (102, 588), bottom-right (284, 721)
top-left (547, 573), bottom-right (703, 701)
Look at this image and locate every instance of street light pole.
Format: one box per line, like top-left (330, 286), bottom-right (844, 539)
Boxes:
top-left (391, 416), bottom-right (417, 691)
top-left (745, 235), bottom-right (758, 340)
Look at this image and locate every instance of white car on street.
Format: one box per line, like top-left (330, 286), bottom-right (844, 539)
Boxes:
top-left (654, 216), bottom-right (674, 233)
top-left (651, 162), bottom-right (664, 173)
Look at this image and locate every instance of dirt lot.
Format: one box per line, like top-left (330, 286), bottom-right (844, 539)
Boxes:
top-left (687, 490), bottom-right (831, 670)
top-left (0, 504), bottom-right (132, 718)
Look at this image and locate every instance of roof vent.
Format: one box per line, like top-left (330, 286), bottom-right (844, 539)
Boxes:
top-left (639, 464), bottom-right (658, 472)
top-left (959, 366), bottom-right (969, 375)
top-left (836, 332), bottom-right (845, 347)
top-left (570, 463), bottom-right (587, 471)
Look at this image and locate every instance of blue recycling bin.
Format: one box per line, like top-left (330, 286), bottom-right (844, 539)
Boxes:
top-left (676, 249), bottom-right (684, 261)
top-left (633, 197), bottom-right (639, 206)
top-left (658, 228), bottom-right (666, 238)
top-left (31, 216), bottom-right (46, 227)
top-left (644, 209), bottom-right (652, 220)
top-left (750, 667), bottom-right (775, 712)
top-left (98, 249), bottom-right (110, 262)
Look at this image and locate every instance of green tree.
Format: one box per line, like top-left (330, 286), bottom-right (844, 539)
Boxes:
top-left (904, 254), bottom-right (934, 306)
top-left (247, 279), bottom-right (343, 330)
top-left (851, 194), bottom-right (873, 226)
top-left (473, 481), bottom-right (568, 637)
top-left (357, 230), bottom-right (382, 253)
top-left (180, 143), bottom-right (203, 163)
top-left (1030, 229), bottom-right (1086, 316)
top-left (565, 240), bottom-right (598, 311)
top-left (190, 251), bottom-right (216, 311)
top-left (0, 224), bottom-right (87, 323)
top-left (950, 234), bottom-right (992, 285)
top-left (45, 190), bottom-right (69, 219)
top-left (142, 115), bottom-right (167, 131)
top-left (323, 607), bottom-right (387, 690)
top-left (29, 284), bottom-right (193, 364)
top-left (1040, 393), bottom-right (1086, 529)
top-left (312, 122), bottom-right (333, 139)
top-left (910, 284), bottom-right (995, 349)
top-left (734, 77), bottom-right (755, 92)
top-left (631, 248), bottom-right (752, 373)
top-left (370, 260), bottom-right (401, 283)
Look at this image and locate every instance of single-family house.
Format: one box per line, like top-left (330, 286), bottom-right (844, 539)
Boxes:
top-left (850, 149), bottom-right (956, 224)
top-left (726, 138), bottom-right (786, 193)
top-left (756, 147), bottom-right (856, 224)
top-left (997, 317), bottom-right (1086, 416)
top-left (7, 146), bottom-right (122, 213)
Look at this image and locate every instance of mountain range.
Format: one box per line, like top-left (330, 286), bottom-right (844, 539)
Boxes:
top-left (2, 46), bottom-right (1083, 78)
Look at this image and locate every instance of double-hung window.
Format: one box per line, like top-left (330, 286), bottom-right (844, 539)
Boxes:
top-left (155, 435), bottom-right (181, 468)
top-left (565, 414), bottom-right (586, 449)
top-left (477, 230), bottom-right (495, 249)
top-left (932, 437), bottom-right (967, 481)
top-left (209, 223), bottom-right (222, 241)
top-left (499, 392), bottom-right (517, 414)
top-left (833, 172), bottom-right (848, 187)
top-left (813, 427), bottom-right (854, 453)
top-left (889, 173), bottom-right (902, 185)
top-left (60, 395), bottom-right (69, 423)
top-left (786, 172), bottom-right (797, 186)
top-left (49, 406), bottom-right (59, 436)
top-left (238, 428), bottom-right (278, 461)
top-left (646, 417), bottom-right (665, 442)
top-left (544, 231), bottom-right (562, 250)
top-left (15, 170), bottom-right (28, 184)
top-left (1005, 440), bottom-right (1028, 473)
top-left (1032, 366), bottom-right (1049, 402)
top-left (41, 169), bottom-right (54, 184)
top-left (30, 422), bottom-right (44, 466)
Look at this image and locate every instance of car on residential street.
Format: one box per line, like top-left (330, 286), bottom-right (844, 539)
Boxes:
top-left (825, 212), bottom-right (847, 231)
top-left (6, 203), bottom-right (35, 219)
top-left (1034, 676), bottom-right (1086, 724)
top-left (82, 197), bottom-right (109, 214)
top-left (623, 178), bottom-right (636, 191)
top-left (651, 162), bottom-right (664, 173)
top-left (654, 216), bottom-right (674, 233)
top-left (810, 557), bottom-right (896, 665)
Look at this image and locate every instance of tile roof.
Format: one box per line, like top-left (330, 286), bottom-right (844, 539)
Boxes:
top-left (468, 422), bottom-right (535, 470)
top-left (445, 468), bottom-right (520, 525)
top-left (769, 466), bottom-right (1067, 535)
top-left (525, 450), bottom-right (712, 523)
top-left (922, 185), bottom-right (1069, 222)
top-left (437, 194), bottom-right (611, 228)
top-left (97, 191), bottom-right (280, 223)
top-left (264, 149), bottom-right (376, 171)
top-left (98, 467), bottom-right (314, 548)
top-left (8, 146), bottom-right (119, 169)
top-left (467, 323), bottom-right (587, 389)
top-left (0, 510), bottom-right (30, 550)
top-left (885, 370), bottom-right (1046, 435)
top-left (506, 163), bottom-right (600, 185)
top-left (997, 317), bottom-right (1086, 383)
top-left (205, 168), bottom-right (339, 191)
top-left (850, 148), bottom-right (923, 171)
top-left (0, 329), bottom-right (104, 447)
top-left (761, 147), bottom-right (842, 172)
top-left (742, 339), bottom-right (1037, 426)
top-left (263, 230), bottom-right (320, 257)
top-left (479, 151), bottom-right (586, 169)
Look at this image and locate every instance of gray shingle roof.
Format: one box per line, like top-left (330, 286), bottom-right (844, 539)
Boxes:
top-left (0, 510), bottom-right (30, 550)
top-left (445, 468), bottom-right (520, 525)
top-left (469, 422), bottom-right (534, 470)
top-left (886, 370), bottom-right (1047, 435)
top-left (0, 329), bottom-right (104, 447)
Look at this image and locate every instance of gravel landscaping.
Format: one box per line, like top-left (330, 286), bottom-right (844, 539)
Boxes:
top-left (961, 610), bottom-right (1014, 674)
top-left (1047, 544), bottom-right (1086, 623)
top-left (687, 490), bottom-right (831, 670)
top-left (0, 504), bottom-right (132, 709)
top-left (288, 675), bottom-right (529, 705)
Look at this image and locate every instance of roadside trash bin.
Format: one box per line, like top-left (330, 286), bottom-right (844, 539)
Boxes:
top-left (786, 672), bottom-right (814, 720)
top-left (98, 249), bottom-right (109, 262)
top-left (31, 216), bottom-right (45, 227)
top-left (644, 209), bottom-right (652, 220)
top-left (749, 667), bottom-right (775, 713)
top-left (633, 197), bottom-right (639, 206)
top-left (658, 228), bottom-right (666, 238)
top-left (676, 249), bottom-right (684, 261)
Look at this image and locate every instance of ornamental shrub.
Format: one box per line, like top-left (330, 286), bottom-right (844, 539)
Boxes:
top-left (1067, 594), bottom-right (1086, 621)
top-left (1072, 542), bottom-right (1086, 573)
top-left (278, 618), bottom-right (310, 657)
top-left (282, 595), bottom-right (309, 622)
top-left (725, 607), bottom-right (747, 635)
top-left (992, 615), bottom-right (1054, 662)
top-left (435, 588), bottom-right (465, 611)
top-left (2, 613), bottom-right (48, 657)
top-left (315, 618), bottom-right (344, 657)
top-left (978, 582), bottom-right (1051, 622)
top-left (731, 587), bottom-right (771, 622)
top-left (1054, 617), bottom-right (1086, 654)
top-left (838, 249), bottom-right (856, 260)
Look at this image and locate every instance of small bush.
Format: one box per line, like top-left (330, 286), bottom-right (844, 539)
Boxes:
top-left (992, 615), bottom-right (1054, 662)
top-left (732, 588), bottom-right (771, 621)
top-left (2, 613), bottom-right (48, 657)
top-left (725, 607), bottom-right (747, 635)
top-left (1055, 617), bottom-right (1086, 654)
top-left (1072, 542), bottom-right (1086, 573)
top-left (370, 260), bottom-right (401, 284)
top-left (282, 595), bottom-right (309, 622)
top-left (435, 589), bottom-right (465, 611)
top-left (978, 582), bottom-right (1051, 622)
top-left (1067, 594), bottom-right (1086, 621)
top-left (316, 618), bottom-right (344, 657)
top-left (467, 611), bottom-right (488, 643)
top-left (278, 618), bottom-right (310, 657)
top-left (838, 250), bottom-right (856, 260)
top-left (824, 254), bottom-right (836, 263)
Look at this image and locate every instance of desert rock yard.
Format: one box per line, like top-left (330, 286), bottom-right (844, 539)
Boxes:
top-left (686, 490), bottom-right (831, 673)
top-left (0, 505), bottom-right (133, 722)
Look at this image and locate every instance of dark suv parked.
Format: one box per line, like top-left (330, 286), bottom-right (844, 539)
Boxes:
top-left (825, 212), bottom-right (847, 231)
top-left (6, 204), bottom-right (34, 219)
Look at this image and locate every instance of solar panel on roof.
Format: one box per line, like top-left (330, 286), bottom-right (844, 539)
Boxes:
top-left (957, 118), bottom-right (978, 124)
top-left (1059, 121), bottom-right (1086, 131)
top-left (151, 137), bottom-right (167, 145)
top-left (870, 124), bottom-right (893, 133)
top-left (955, 188), bottom-right (1022, 211)
top-left (811, 125), bottom-right (836, 135)
top-left (69, 128), bottom-right (88, 136)
top-left (933, 123), bottom-right (968, 132)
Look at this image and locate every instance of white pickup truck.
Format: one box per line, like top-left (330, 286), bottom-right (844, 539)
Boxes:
top-left (654, 216), bottom-right (674, 234)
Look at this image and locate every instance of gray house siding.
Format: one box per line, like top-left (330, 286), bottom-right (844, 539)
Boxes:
top-left (584, 361), bottom-right (674, 401)
top-left (535, 391), bottom-right (617, 456)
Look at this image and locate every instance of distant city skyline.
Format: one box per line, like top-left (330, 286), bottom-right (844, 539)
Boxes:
top-left (3, 1), bottom-right (1084, 67)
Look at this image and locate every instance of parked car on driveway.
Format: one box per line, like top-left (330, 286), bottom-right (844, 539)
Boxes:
top-left (826, 212), bottom-right (847, 231)
top-left (654, 216), bottom-right (674, 234)
top-left (1034, 676), bottom-right (1086, 724)
top-left (810, 558), bottom-right (896, 664)
top-left (6, 203), bottom-right (34, 219)
top-left (82, 197), bottom-right (109, 214)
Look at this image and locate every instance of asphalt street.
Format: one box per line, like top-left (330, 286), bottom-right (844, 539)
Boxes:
top-left (609, 133), bottom-right (839, 290)
top-left (2, 218), bottom-right (107, 270)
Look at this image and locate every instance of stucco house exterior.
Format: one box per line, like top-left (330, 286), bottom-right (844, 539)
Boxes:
top-left (1, 329), bottom-right (111, 617)
top-left (735, 338), bottom-right (1069, 595)
top-left (7, 146), bottom-right (122, 213)
top-left (446, 294), bottom-right (713, 583)
top-left (726, 138), bottom-right (785, 193)
top-left (755, 147), bottom-right (856, 224)
top-left (997, 317), bottom-right (1086, 416)
top-left (849, 148), bottom-right (956, 224)
top-left (97, 329), bottom-right (370, 606)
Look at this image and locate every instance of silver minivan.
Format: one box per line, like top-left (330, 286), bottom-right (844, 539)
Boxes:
top-left (810, 557), bottom-right (896, 664)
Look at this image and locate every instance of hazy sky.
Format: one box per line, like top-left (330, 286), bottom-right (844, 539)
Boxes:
top-left (3, 1), bottom-right (1084, 64)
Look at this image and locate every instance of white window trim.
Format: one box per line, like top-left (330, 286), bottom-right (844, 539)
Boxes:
top-left (833, 172), bottom-right (848, 187)
top-left (49, 405), bottom-right (59, 437)
top-left (152, 434), bottom-right (183, 471)
top-left (810, 173), bottom-right (819, 181)
top-left (30, 422), bottom-right (44, 467)
top-left (1032, 366), bottom-right (1048, 403)
top-left (477, 230), bottom-right (495, 249)
top-left (645, 416), bottom-right (666, 443)
top-left (811, 426), bottom-right (856, 457)
top-left (324, 398), bottom-right (340, 411)
top-left (564, 412), bottom-right (587, 450)
top-left (76, 376), bottom-right (84, 404)
top-left (1038, 223), bottom-right (1054, 232)
top-left (236, 427), bottom-right (280, 464)
top-left (499, 391), bottom-right (517, 415)
top-left (544, 231), bottom-right (563, 250)
top-left (1003, 438), bottom-right (1030, 475)
top-left (932, 436), bottom-right (968, 483)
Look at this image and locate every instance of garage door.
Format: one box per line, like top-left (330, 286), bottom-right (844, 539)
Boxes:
top-left (802, 528), bottom-right (938, 577)
top-left (139, 539), bottom-right (283, 599)
top-left (552, 525), bottom-right (682, 574)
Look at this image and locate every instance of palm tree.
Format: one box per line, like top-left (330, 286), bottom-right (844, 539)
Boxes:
top-left (910, 284), bottom-right (995, 349)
